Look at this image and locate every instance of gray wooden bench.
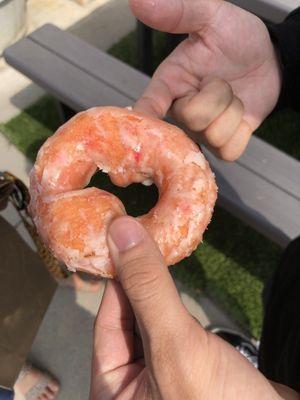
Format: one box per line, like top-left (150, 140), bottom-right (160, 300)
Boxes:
top-left (4, 24), bottom-right (300, 248)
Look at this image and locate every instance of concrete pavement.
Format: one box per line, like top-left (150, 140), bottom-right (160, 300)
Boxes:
top-left (0, 0), bottom-right (136, 123)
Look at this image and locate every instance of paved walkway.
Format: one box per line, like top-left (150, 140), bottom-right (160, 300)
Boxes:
top-left (0, 1), bottom-right (242, 398)
top-left (0, 0), bottom-right (136, 123)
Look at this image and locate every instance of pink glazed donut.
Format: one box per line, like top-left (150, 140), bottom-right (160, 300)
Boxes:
top-left (29, 106), bottom-right (217, 277)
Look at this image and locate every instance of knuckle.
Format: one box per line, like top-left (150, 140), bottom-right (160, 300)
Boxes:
top-left (219, 79), bottom-right (233, 96)
top-left (204, 127), bottom-right (229, 148)
top-left (219, 81), bottom-right (234, 106)
top-left (183, 102), bottom-right (211, 131)
top-left (182, 80), bottom-right (234, 133)
top-left (211, 80), bottom-right (233, 111)
top-left (209, 78), bottom-right (233, 98)
top-left (218, 145), bottom-right (241, 161)
top-left (138, 95), bottom-right (164, 119)
top-left (233, 96), bottom-right (245, 114)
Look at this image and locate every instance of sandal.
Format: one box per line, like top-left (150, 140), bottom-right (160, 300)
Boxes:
top-left (14, 363), bottom-right (60, 400)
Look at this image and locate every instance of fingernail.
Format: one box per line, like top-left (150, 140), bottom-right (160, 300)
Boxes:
top-left (108, 217), bottom-right (144, 252)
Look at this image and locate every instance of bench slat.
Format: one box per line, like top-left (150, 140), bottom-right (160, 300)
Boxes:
top-left (4, 38), bottom-right (132, 111)
top-left (204, 149), bottom-right (300, 247)
top-left (28, 24), bottom-right (148, 103)
top-left (238, 137), bottom-right (300, 200)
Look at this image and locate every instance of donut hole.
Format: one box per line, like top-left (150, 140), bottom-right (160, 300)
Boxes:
top-left (89, 170), bottom-right (158, 217)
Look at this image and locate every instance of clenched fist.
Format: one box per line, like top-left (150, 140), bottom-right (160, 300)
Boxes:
top-left (132, 0), bottom-right (282, 160)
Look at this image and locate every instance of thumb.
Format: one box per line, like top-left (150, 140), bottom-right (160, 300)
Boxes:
top-left (129, 0), bottom-right (222, 34)
top-left (107, 216), bottom-right (188, 339)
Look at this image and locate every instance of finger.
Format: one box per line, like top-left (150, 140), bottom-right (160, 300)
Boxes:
top-left (129, 0), bottom-right (222, 33)
top-left (203, 96), bottom-right (244, 148)
top-left (134, 72), bottom-right (174, 119)
top-left (135, 56), bottom-right (199, 119)
top-left (93, 280), bottom-right (134, 375)
top-left (172, 78), bottom-right (233, 133)
top-left (213, 119), bottom-right (253, 161)
top-left (91, 282), bottom-right (143, 399)
top-left (107, 216), bottom-right (189, 342)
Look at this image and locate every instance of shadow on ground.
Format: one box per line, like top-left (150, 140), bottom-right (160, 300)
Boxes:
top-left (172, 253), bottom-right (253, 333)
top-left (29, 284), bottom-right (103, 400)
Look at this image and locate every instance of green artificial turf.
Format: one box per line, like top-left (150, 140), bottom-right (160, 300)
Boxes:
top-left (1, 96), bottom-right (60, 162)
top-left (3, 28), bottom-right (298, 338)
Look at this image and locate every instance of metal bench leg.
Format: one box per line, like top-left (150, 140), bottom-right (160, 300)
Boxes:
top-left (166, 33), bottom-right (187, 54)
top-left (137, 21), bottom-right (153, 75)
top-left (56, 101), bottom-right (76, 122)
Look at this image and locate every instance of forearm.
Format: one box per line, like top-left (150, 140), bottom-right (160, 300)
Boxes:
top-left (267, 8), bottom-right (300, 111)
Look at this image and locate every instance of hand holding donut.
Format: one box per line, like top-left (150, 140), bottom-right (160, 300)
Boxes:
top-left (131, 0), bottom-right (282, 160)
top-left (90, 216), bottom-right (283, 399)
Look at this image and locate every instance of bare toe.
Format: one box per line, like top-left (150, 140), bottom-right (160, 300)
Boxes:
top-left (14, 363), bottom-right (60, 400)
top-left (44, 387), bottom-right (55, 399)
top-left (47, 380), bottom-right (60, 393)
